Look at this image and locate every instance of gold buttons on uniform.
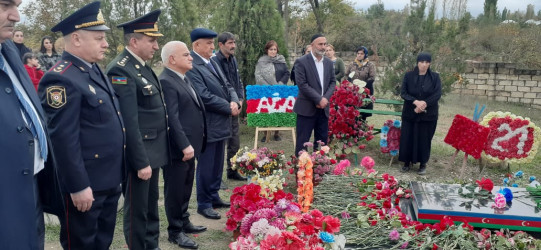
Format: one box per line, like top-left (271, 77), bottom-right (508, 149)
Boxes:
top-left (144, 135), bottom-right (148, 139)
top-left (117, 111), bottom-right (121, 115)
top-left (94, 154), bottom-right (99, 158)
top-left (99, 99), bottom-right (103, 104)
top-left (124, 145), bottom-right (126, 149)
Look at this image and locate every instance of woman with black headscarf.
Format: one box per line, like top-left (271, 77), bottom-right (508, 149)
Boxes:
top-left (399, 52), bottom-right (441, 175)
top-left (345, 46), bottom-right (376, 120)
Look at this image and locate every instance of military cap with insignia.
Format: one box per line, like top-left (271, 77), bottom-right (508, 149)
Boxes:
top-left (190, 28), bottom-right (217, 42)
top-left (51, 1), bottom-right (109, 36)
top-left (117, 9), bottom-right (163, 37)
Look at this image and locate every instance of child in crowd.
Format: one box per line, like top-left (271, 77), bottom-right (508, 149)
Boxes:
top-left (23, 52), bottom-right (44, 91)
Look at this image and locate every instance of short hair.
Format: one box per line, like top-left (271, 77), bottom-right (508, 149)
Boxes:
top-left (264, 40), bottom-right (278, 54)
top-left (217, 32), bottom-right (235, 44)
top-left (40, 36), bottom-right (57, 54)
top-left (124, 32), bottom-right (145, 45)
top-left (22, 52), bottom-right (36, 64)
top-left (161, 41), bottom-right (186, 66)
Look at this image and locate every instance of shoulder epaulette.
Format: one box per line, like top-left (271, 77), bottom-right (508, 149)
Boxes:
top-left (117, 56), bottom-right (130, 67)
top-left (50, 61), bottom-right (72, 75)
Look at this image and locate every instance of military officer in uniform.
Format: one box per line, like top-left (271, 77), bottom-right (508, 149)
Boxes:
top-left (106, 10), bottom-right (169, 250)
top-left (38, 2), bottom-right (125, 249)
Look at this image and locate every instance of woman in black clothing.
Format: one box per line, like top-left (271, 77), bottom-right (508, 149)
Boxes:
top-left (399, 52), bottom-right (441, 175)
top-left (37, 36), bottom-right (62, 71)
top-left (13, 30), bottom-right (32, 61)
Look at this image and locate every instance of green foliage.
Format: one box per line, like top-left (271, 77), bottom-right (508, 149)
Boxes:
top-left (212, 0), bottom-right (287, 86)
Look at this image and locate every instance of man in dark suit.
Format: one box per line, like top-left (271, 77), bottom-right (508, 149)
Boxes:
top-left (186, 28), bottom-right (240, 220)
top-left (212, 32), bottom-right (247, 182)
top-left (293, 34), bottom-right (336, 156)
top-left (160, 41), bottom-right (206, 249)
top-left (38, 2), bottom-right (125, 249)
top-left (106, 10), bottom-right (169, 250)
top-left (0, 1), bottom-right (57, 248)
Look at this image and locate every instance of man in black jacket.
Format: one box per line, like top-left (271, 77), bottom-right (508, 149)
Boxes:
top-left (187, 28), bottom-right (240, 220)
top-left (160, 41), bottom-right (207, 249)
top-left (212, 32), bottom-right (246, 182)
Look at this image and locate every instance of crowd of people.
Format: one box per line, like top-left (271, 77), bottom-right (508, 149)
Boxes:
top-left (2, 1), bottom-right (440, 249)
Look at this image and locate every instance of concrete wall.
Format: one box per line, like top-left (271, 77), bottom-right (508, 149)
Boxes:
top-left (456, 61), bottom-right (541, 109)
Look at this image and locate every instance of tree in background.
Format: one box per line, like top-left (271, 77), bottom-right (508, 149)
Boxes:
top-left (18, 0), bottom-right (209, 64)
top-left (212, 0), bottom-right (287, 86)
top-left (482, 0), bottom-right (499, 23)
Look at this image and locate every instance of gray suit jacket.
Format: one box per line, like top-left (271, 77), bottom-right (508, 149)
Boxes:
top-left (292, 53), bottom-right (336, 117)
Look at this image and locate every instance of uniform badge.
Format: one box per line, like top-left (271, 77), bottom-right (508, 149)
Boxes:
top-left (112, 76), bottom-right (127, 85)
top-left (135, 64), bottom-right (140, 69)
top-left (89, 84), bottom-right (96, 94)
top-left (142, 77), bottom-right (148, 84)
top-left (46, 86), bottom-right (67, 108)
top-left (144, 85), bottom-right (153, 94)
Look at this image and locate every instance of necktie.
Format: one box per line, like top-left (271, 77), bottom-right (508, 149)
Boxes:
top-left (207, 61), bottom-right (217, 75)
top-left (0, 53), bottom-right (48, 160)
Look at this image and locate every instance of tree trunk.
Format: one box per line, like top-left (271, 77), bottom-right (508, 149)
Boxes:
top-left (308, 0), bottom-right (324, 33)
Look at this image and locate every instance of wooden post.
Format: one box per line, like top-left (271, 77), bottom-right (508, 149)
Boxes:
top-left (254, 127), bottom-right (296, 150)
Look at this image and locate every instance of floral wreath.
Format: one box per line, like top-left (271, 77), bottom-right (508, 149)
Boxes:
top-left (380, 120), bottom-right (401, 156)
top-left (480, 111), bottom-right (541, 164)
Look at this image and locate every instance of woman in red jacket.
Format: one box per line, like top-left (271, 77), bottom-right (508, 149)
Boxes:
top-left (23, 52), bottom-right (44, 91)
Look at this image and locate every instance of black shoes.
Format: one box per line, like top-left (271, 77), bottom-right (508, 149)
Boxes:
top-left (401, 163), bottom-right (410, 172)
top-left (260, 136), bottom-right (267, 142)
top-left (197, 208), bottom-right (221, 220)
top-left (274, 135), bottom-right (282, 141)
top-left (183, 222), bottom-right (207, 234)
top-left (418, 164), bottom-right (427, 175)
top-left (168, 232), bottom-right (198, 249)
top-left (212, 199), bottom-right (231, 209)
top-left (227, 171), bottom-right (247, 181)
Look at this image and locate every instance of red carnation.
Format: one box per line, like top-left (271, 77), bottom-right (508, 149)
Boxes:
top-left (476, 177), bottom-right (494, 192)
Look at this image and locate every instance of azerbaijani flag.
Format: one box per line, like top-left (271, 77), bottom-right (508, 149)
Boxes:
top-left (246, 85), bottom-right (298, 127)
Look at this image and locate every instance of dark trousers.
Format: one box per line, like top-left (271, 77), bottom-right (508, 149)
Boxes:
top-left (34, 176), bottom-right (44, 250)
top-left (196, 140), bottom-right (225, 210)
top-left (163, 159), bottom-right (195, 237)
top-left (226, 116), bottom-right (240, 172)
top-left (59, 187), bottom-right (121, 250)
top-left (123, 168), bottom-right (160, 250)
top-left (295, 109), bottom-right (329, 156)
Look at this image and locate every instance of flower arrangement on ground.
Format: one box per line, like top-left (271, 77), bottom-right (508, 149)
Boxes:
top-left (287, 142), bottom-right (337, 186)
top-left (311, 158), bottom-right (541, 249)
top-left (227, 173), bottom-right (345, 249)
top-left (328, 79), bottom-right (374, 156)
top-left (380, 120), bottom-right (401, 156)
top-left (480, 111), bottom-right (541, 164)
top-left (503, 170), bottom-right (539, 188)
top-left (230, 146), bottom-right (287, 177)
